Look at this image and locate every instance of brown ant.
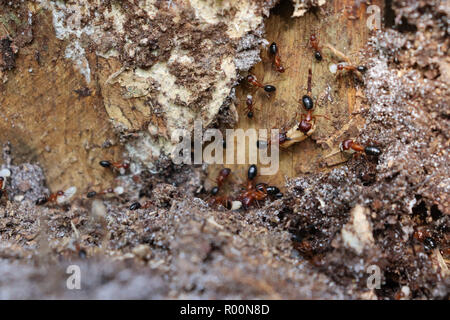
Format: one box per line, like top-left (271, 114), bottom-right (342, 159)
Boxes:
top-left (296, 68), bottom-right (329, 134)
top-left (257, 129), bottom-right (292, 149)
top-left (85, 186), bottom-right (125, 199)
top-left (268, 42), bottom-right (285, 73)
top-left (310, 34), bottom-right (323, 61)
top-left (0, 177), bottom-right (5, 198)
top-left (209, 195), bottom-right (234, 210)
top-left (339, 139), bottom-right (381, 157)
top-left (36, 190), bottom-right (64, 205)
top-left (129, 200), bottom-right (153, 211)
top-left (245, 95), bottom-right (259, 119)
top-left (255, 183), bottom-right (283, 199)
top-left (238, 165), bottom-right (267, 208)
top-left (336, 63), bottom-right (367, 74)
top-left (216, 168), bottom-right (231, 188)
top-left (99, 160), bottom-right (130, 174)
top-left (247, 74), bottom-right (276, 93)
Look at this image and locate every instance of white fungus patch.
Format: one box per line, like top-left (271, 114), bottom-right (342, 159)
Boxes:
top-left (341, 205), bottom-right (374, 255)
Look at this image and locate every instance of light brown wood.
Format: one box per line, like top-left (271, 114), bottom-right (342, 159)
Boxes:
top-left (0, 10), bottom-right (122, 192)
top-left (207, 0), bottom-right (383, 191)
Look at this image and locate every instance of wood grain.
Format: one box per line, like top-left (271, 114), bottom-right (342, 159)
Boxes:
top-left (207, 0), bottom-right (383, 191)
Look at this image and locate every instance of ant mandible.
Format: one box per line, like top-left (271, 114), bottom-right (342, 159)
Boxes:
top-left (296, 68), bottom-right (329, 134)
top-left (268, 42), bottom-right (285, 73)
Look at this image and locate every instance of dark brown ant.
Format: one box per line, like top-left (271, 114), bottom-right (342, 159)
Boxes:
top-left (310, 34), bottom-right (323, 61)
top-left (257, 130), bottom-right (291, 149)
top-left (268, 42), bottom-right (285, 73)
top-left (247, 74), bottom-right (276, 93)
top-left (245, 95), bottom-right (258, 119)
top-left (36, 190), bottom-right (64, 205)
top-left (209, 196), bottom-right (233, 210)
top-left (296, 68), bottom-right (329, 134)
top-left (238, 165), bottom-right (267, 208)
top-left (340, 139), bottom-right (381, 157)
top-left (99, 160), bottom-right (130, 171)
top-left (216, 168), bottom-right (231, 188)
top-left (255, 183), bottom-right (283, 199)
top-left (129, 201), bottom-right (152, 210)
top-left (336, 63), bottom-right (367, 74)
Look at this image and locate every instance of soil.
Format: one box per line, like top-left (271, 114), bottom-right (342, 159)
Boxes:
top-left (0, 0), bottom-right (448, 300)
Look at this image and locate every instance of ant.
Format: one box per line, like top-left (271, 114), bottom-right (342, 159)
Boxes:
top-left (268, 42), bottom-right (285, 73)
top-left (245, 95), bottom-right (259, 119)
top-left (209, 195), bottom-right (234, 210)
top-left (36, 190), bottom-right (64, 205)
top-left (256, 129), bottom-right (292, 149)
top-left (296, 68), bottom-right (329, 134)
top-left (0, 177), bottom-right (5, 199)
top-left (255, 183), bottom-right (283, 199)
top-left (336, 63), bottom-right (367, 74)
top-left (216, 168), bottom-right (231, 188)
top-left (238, 165), bottom-right (267, 208)
top-left (85, 186), bottom-right (124, 199)
top-left (310, 34), bottom-right (323, 61)
top-left (36, 186), bottom-right (77, 205)
top-left (207, 169), bottom-right (240, 210)
top-left (129, 200), bottom-right (153, 211)
top-left (339, 139), bottom-right (381, 157)
top-left (247, 74), bottom-right (276, 93)
top-left (99, 160), bottom-right (130, 174)
top-left (208, 186), bottom-right (238, 210)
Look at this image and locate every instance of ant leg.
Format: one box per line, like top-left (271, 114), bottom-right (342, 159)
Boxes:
top-left (312, 114), bottom-right (330, 121)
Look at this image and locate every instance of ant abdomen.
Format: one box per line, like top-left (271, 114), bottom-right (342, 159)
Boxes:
top-left (364, 146), bottom-right (381, 156)
top-left (248, 165), bottom-right (257, 180)
top-left (264, 85), bottom-right (276, 93)
top-left (314, 51), bottom-right (322, 61)
top-left (269, 42), bottom-right (278, 55)
top-left (302, 95), bottom-right (314, 110)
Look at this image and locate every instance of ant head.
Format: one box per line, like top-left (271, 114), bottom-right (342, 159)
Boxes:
top-left (247, 74), bottom-right (256, 82)
top-left (277, 65), bottom-right (285, 73)
top-left (122, 162), bottom-right (130, 169)
top-left (298, 120), bottom-right (312, 133)
top-left (337, 64), bottom-right (344, 71)
top-left (340, 139), bottom-right (353, 152)
top-left (310, 34), bottom-right (316, 41)
top-left (0, 177), bottom-right (4, 182)
top-left (57, 190), bottom-right (64, 196)
top-left (220, 168), bottom-right (231, 177)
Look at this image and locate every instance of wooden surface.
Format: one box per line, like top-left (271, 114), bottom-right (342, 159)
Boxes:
top-left (207, 0), bottom-right (383, 190)
top-left (0, 9), bottom-right (122, 192)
